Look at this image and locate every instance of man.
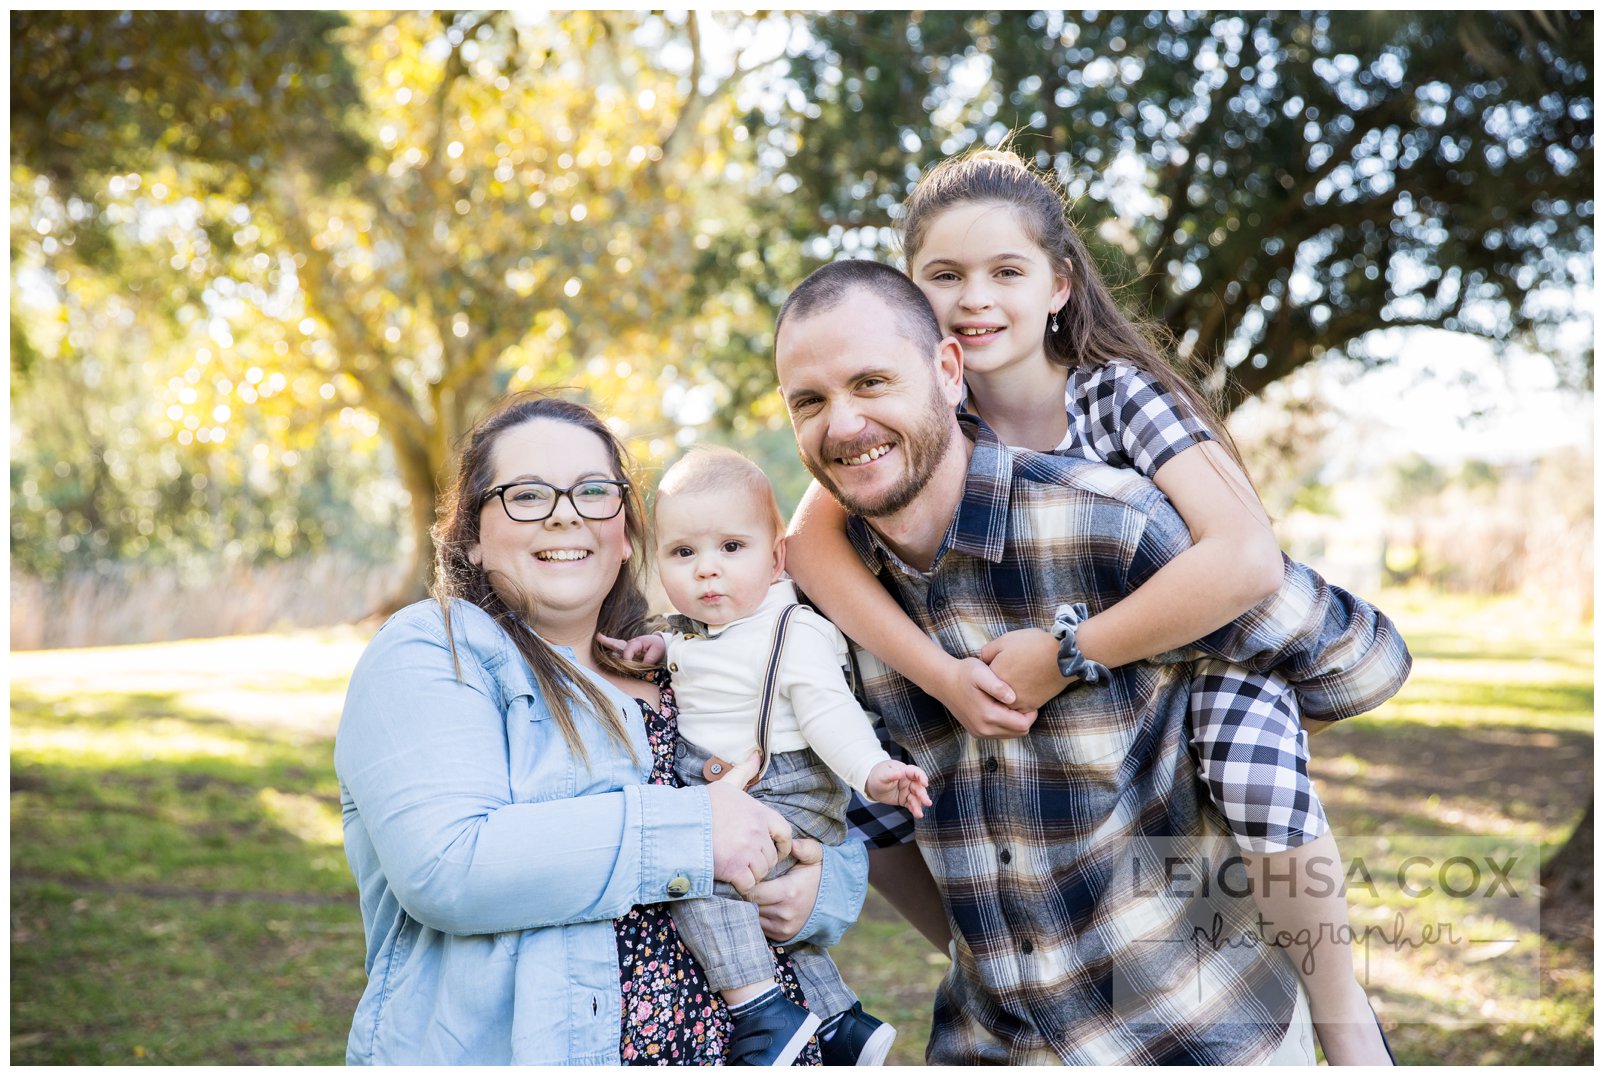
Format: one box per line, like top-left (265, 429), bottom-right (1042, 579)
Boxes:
top-left (772, 259), bottom-right (1307, 1064)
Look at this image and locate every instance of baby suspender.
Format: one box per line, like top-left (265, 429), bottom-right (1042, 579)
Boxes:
top-left (699, 603), bottom-right (800, 790)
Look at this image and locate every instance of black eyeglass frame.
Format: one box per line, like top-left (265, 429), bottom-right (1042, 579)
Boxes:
top-left (480, 479), bottom-right (630, 523)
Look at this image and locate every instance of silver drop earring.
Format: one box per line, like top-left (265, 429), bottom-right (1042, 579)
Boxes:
top-left (1050, 311), bottom-right (1060, 332)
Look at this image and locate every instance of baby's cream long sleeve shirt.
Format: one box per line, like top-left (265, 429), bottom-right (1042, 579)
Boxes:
top-left (661, 580), bottom-right (890, 796)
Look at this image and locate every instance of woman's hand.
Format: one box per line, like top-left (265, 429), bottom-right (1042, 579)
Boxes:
top-left (933, 655), bottom-right (1038, 738)
top-left (749, 837), bottom-right (824, 942)
top-left (707, 754), bottom-right (793, 895)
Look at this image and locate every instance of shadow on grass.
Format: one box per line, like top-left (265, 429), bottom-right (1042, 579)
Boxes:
top-left (12, 605), bottom-right (1592, 1066)
top-left (11, 885), bottom-right (365, 1064)
top-left (1313, 721), bottom-right (1593, 836)
top-left (12, 697), bottom-right (348, 895)
top-left (830, 891), bottom-right (948, 1066)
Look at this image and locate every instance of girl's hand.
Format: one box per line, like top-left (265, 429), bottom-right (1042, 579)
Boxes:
top-left (865, 760), bottom-right (933, 819)
top-left (979, 629), bottom-right (1075, 713)
top-left (934, 656), bottom-right (1038, 738)
top-left (595, 632), bottom-right (667, 665)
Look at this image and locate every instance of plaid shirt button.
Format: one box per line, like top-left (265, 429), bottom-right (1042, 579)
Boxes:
top-left (998, 848), bottom-right (1011, 864)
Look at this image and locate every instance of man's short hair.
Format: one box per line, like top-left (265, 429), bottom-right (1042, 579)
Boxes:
top-left (775, 259), bottom-right (943, 355)
top-left (656, 444), bottom-right (786, 541)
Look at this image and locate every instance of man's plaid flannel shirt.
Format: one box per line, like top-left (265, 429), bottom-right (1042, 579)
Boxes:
top-left (843, 415), bottom-right (1316, 1064)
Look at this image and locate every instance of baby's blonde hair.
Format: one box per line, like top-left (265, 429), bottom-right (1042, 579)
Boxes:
top-left (656, 445), bottom-right (786, 541)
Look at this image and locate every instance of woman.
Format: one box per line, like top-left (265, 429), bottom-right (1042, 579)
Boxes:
top-left (335, 393), bottom-right (869, 1064)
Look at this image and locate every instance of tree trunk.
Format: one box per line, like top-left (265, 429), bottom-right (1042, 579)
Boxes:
top-left (1542, 801), bottom-right (1593, 901)
top-left (379, 471), bottom-right (437, 615)
top-left (375, 434), bottom-right (444, 616)
top-left (1540, 801), bottom-right (1593, 940)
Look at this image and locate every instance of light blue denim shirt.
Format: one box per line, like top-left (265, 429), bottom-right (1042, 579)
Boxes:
top-left (335, 599), bottom-right (869, 1065)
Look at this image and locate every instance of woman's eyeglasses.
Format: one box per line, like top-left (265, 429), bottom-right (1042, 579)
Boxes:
top-left (481, 479), bottom-right (629, 522)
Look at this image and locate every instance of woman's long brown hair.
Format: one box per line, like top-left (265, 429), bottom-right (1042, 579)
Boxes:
top-left (432, 391), bottom-right (650, 764)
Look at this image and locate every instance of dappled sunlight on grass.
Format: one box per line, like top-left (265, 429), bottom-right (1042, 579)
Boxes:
top-left (1318, 770), bottom-right (1556, 842)
top-left (14, 713), bottom-right (259, 767)
top-left (258, 788), bottom-right (345, 848)
top-left (11, 645), bottom-right (353, 897)
top-left (11, 625), bottom-right (369, 740)
top-left (1302, 590), bottom-right (1593, 1064)
top-left (1409, 657), bottom-right (1591, 684)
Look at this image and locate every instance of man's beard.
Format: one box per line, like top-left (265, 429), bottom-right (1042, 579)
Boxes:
top-left (802, 383), bottom-right (954, 519)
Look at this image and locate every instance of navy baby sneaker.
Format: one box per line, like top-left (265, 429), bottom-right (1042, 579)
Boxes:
top-left (728, 991), bottom-right (821, 1066)
top-left (819, 1002), bottom-right (897, 1066)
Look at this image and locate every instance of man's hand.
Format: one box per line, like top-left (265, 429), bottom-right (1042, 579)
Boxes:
top-left (707, 753), bottom-right (792, 896)
top-left (750, 837), bottom-right (824, 942)
top-left (596, 632), bottom-right (667, 665)
top-left (933, 655), bottom-right (1038, 738)
top-left (978, 629), bottom-right (1076, 713)
top-left (864, 759), bottom-right (933, 819)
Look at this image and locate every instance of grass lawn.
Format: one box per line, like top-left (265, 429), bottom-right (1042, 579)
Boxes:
top-left (10, 591), bottom-right (1593, 1064)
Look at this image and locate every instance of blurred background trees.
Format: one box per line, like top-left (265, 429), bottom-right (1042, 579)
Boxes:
top-left (13, 10), bottom-right (803, 611)
top-left (783, 10), bottom-right (1593, 405)
top-left (10, 9), bottom-right (1593, 641)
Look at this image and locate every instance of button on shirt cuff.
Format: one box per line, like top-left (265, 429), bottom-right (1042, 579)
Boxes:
top-left (636, 782), bottom-right (715, 905)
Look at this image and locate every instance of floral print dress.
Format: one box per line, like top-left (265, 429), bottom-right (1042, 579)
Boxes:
top-left (614, 672), bottom-right (821, 1065)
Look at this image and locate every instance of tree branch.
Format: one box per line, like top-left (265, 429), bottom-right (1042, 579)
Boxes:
top-left (267, 171), bottom-right (431, 449)
top-left (1141, 67), bottom-right (1239, 295)
top-left (655, 12), bottom-right (797, 174)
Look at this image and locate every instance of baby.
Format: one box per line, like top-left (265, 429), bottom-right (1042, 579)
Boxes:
top-left (604, 445), bottom-right (929, 1067)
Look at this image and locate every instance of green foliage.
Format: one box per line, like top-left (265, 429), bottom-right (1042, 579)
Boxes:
top-left (1375, 449), bottom-right (1592, 607)
top-left (1288, 481), bottom-right (1337, 516)
top-left (1456, 458), bottom-right (1501, 493)
top-left (783, 11), bottom-right (1594, 405)
top-left (9, 10), bottom-right (802, 596)
top-left (11, 11), bottom-right (367, 187)
top-left (10, 11), bottom-right (804, 600)
top-left (6, 252), bottom-right (401, 577)
top-left (1386, 452), bottom-right (1449, 509)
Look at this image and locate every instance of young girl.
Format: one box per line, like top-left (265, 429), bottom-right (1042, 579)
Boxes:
top-left (785, 149), bottom-right (1410, 1065)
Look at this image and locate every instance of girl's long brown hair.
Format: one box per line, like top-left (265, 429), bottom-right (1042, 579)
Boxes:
top-left (901, 147), bottom-right (1248, 468)
top-left (432, 391), bottom-right (650, 763)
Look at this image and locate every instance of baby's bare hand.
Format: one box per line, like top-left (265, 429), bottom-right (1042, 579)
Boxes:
top-left (865, 760), bottom-right (933, 819)
top-left (596, 632), bottom-right (666, 665)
